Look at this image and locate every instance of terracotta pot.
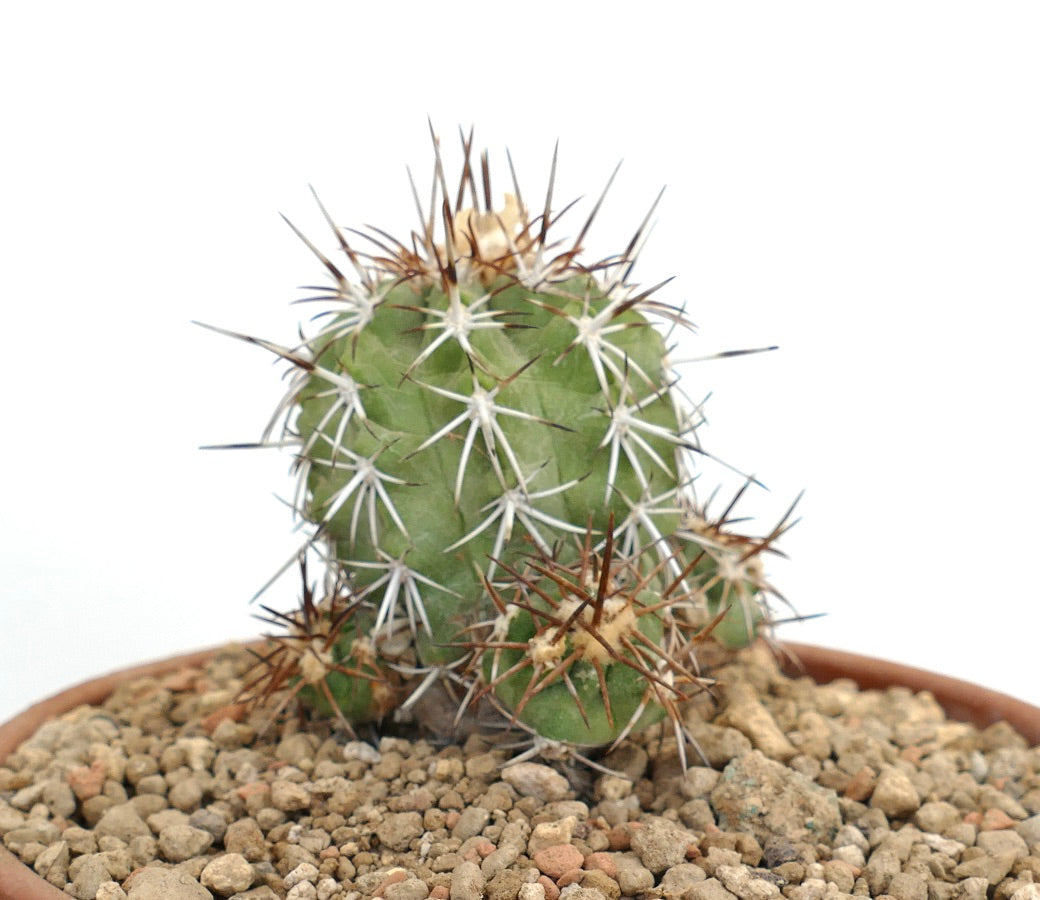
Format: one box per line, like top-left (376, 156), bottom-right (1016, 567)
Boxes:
top-left (1, 641), bottom-right (1038, 899)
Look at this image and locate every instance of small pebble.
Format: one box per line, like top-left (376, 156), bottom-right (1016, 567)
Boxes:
top-left (534, 843), bottom-right (585, 880)
top-left (124, 865), bottom-right (212, 899)
top-left (579, 868), bottom-right (621, 900)
top-left (614, 853), bottom-right (655, 895)
top-left (715, 864), bottom-right (781, 899)
top-left (630, 818), bottom-right (699, 874)
top-left (378, 811), bottom-right (425, 850)
top-left (200, 851), bottom-right (256, 894)
top-left (519, 884), bottom-right (547, 900)
top-left (452, 806), bottom-right (491, 841)
top-left (451, 860), bottom-right (485, 900)
top-left (583, 852), bottom-right (617, 879)
top-left (94, 803), bottom-right (152, 843)
top-left (501, 763), bottom-right (572, 802)
top-left (157, 823), bottom-right (214, 862)
top-left (271, 779), bottom-right (311, 812)
top-left (384, 876), bottom-right (431, 900)
top-left (870, 766), bottom-right (921, 820)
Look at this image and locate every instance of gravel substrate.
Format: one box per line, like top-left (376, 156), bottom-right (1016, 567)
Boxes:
top-left (2, 642), bottom-right (1039, 900)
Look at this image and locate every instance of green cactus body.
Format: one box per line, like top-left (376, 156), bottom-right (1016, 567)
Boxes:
top-left (296, 273), bottom-right (684, 666)
top-left (213, 133), bottom-right (791, 751)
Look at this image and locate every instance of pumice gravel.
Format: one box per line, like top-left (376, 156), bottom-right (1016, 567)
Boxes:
top-left (2, 642), bottom-right (1039, 900)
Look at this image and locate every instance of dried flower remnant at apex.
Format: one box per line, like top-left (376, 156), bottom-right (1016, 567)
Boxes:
top-left (203, 126), bottom-right (794, 759)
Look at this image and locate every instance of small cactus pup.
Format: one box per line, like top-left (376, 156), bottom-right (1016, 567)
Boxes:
top-left (244, 558), bottom-right (400, 735)
top-left (204, 128), bottom-right (794, 757)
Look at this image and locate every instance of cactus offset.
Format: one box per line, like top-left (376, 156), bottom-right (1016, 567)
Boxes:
top-left (206, 130), bottom-right (793, 757)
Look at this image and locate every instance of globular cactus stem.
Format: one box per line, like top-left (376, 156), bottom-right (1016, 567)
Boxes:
top-left (204, 128), bottom-right (796, 761)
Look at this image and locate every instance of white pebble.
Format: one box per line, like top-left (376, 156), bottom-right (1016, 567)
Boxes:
top-left (175, 737), bottom-right (215, 772)
top-left (342, 741), bottom-right (381, 763)
top-left (501, 762), bottom-right (570, 802)
top-left (920, 832), bottom-right (966, 857)
top-left (715, 864), bottom-right (782, 900)
top-left (200, 852), bottom-right (255, 894)
top-left (285, 862), bottom-right (321, 888)
top-left (317, 876), bottom-right (342, 900)
top-left (830, 844), bottom-right (866, 867)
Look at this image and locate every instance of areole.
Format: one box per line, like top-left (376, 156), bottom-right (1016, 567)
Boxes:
top-left (1, 641), bottom-right (1037, 900)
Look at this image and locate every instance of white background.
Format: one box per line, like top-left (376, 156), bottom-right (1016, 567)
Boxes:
top-left (2, 3), bottom-right (1038, 725)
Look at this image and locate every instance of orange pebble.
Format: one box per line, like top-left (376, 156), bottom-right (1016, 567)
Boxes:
top-left (373, 870), bottom-right (408, 897)
top-left (583, 852), bottom-right (618, 879)
top-left (235, 782), bottom-right (270, 801)
top-left (843, 766), bottom-right (877, 803)
top-left (201, 702), bottom-right (249, 735)
top-left (980, 808), bottom-right (1015, 831)
top-left (66, 760), bottom-right (107, 801)
top-left (539, 876), bottom-right (561, 900)
top-left (557, 868), bottom-right (584, 888)
top-left (899, 746), bottom-right (925, 765)
top-left (533, 844), bottom-right (585, 880)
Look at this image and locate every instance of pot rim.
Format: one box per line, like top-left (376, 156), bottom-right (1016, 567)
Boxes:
top-left (781, 641), bottom-right (1040, 746)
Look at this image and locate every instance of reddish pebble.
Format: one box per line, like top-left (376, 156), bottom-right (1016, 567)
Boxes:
top-left (980, 808), bottom-right (1015, 831)
top-left (444, 811), bottom-right (461, 830)
top-left (685, 843), bottom-right (701, 860)
top-left (538, 876), bottom-right (561, 900)
top-left (557, 869), bottom-right (584, 888)
top-left (534, 844), bottom-right (585, 880)
top-left (475, 839), bottom-right (496, 859)
top-left (584, 853), bottom-right (617, 879)
top-left (373, 870), bottom-right (408, 897)
top-left (963, 811), bottom-right (984, 826)
top-left (844, 766), bottom-right (877, 803)
top-left (236, 782), bottom-right (270, 801)
top-left (605, 826), bottom-right (632, 851)
top-left (899, 745), bottom-right (925, 765)
top-left (67, 760), bottom-right (107, 801)
top-left (319, 847), bottom-right (339, 859)
top-left (201, 702), bottom-right (248, 734)
top-left (430, 888), bottom-right (450, 900)
top-left (160, 668), bottom-right (201, 691)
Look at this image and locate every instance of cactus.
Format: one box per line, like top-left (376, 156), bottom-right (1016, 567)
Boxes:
top-left (205, 129), bottom-right (794, 760)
